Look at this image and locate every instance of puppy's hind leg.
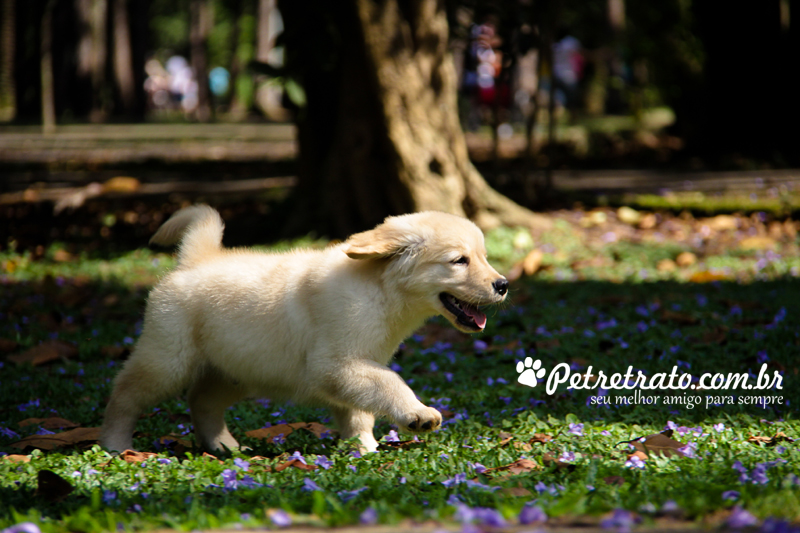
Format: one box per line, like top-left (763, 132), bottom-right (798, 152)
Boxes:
top-left (187, 370), bottom-right (246, 452)
top-left (101, 340), bottom-right (191, 452)
top-left (331, 406), bottom-right (378, 453)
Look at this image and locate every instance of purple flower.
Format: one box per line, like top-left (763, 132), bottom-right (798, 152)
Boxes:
top-left (337, 487), bottom-right (368, 502)
top-left (471, 463), bottom-right (487, 474)
top-left (348, 464), bottom-right (357, 473)
top-left (157, 458), bottom-right (171, 465)
top-left (350, 450), bottom-right (362, 459)
top-left (761, 518), bottom-right (796, 533)
top-left (289, 451), bottom-right (306, 465)
top-left (473, 340), bottom-right (488, 352)
top-left (625, 455), bottom-right (646, 469)
top-left (221, 469), bottom-right (238, 491)
top-left (727, 506), bottom-right (758, 528)
top-left (442, 473), bottom-right (467, 488)
top-left (601, 509), bottom-right (637, 533)
top-left (314, 455), bottom-right (333, 470)
top-left (568, 422), bottom-right (584, 436)
top-left (384, 430), bottom-right (400, 442)
top-left (732, 461), bottom-right (748, 474)
top-left (359, 508), bottom-right (378, 525)
top-left (233, 458), bottom-right (250, 471)
top-left (34, 427), bottom-right (55, 436)
top-left (559, 451), bottom-right (576, 462)
top-left (534, 481), bottom-right (548, 493)
top-left (302, 478), bottom-right (322, 492)
top-left (519, 505), bottom-right (547, 524)
top-left (474, 508), bottom-right (505, 527)
top-left (722, 490), bottom-right (740, 501)
top-left (268, 509), bottom-right (292, 527)
top-left (751, 464), bottom-right (769, 485)
top-left (713, 423), bottom-right (726, 433)
top-left (678, 442), bottom-right (697, 458)
top-left (272, 433), bottom-right (286, 444)
top-left (102, 490), bottom-right (117, 504)
top-left (1, 523), bottom-right (41, 533)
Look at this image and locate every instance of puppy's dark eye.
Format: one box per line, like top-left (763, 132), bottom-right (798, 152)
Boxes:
top-left (452, 256), bottom-right (469, 265)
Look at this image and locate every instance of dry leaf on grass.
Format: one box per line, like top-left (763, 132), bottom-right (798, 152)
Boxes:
top-left (18, 417), bottom-right (80, 430)
top-left (529, 433), bottom-right (553, 445)
top-left (274, 458), bottom-right (317, 472)
top-left (380, 439), bottom-right (426, 450)
top-left (118, 450), bottom-right (158, 463)
top-left (6, 340), bottom-right (79, 366)
top-left (543, 453), bottom-right (576, 471)
top-left (618, 430), bottom-right (688, 458)
top-left (11, 427), bottom-right (101, 451)
top-left (36, 470), bottom-right (74, 502)
top-left (245, 422), bottom-right (333, 442)
top-left (482, 458), bottom-right (541, 477)
top-left (689, 271), bottom-right (730, 283)
top-left (747, 432), bottom-right (794, 447)
top-left (2, 454), bottom-right (31, 463)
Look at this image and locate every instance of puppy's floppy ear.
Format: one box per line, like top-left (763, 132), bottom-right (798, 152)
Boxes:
top-left (343, 224), bottom-right (423, 260)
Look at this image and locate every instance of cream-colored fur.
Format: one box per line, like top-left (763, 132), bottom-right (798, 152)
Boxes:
top-left (100, 205), bottom-right (508, 453)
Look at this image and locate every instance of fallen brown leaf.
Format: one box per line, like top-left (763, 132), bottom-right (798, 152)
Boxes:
top-left (619, 430), bottom-right (687, 458)
top-left (245, 422), bottom-right (333, 442)
top-left (119, 450), bottom-right (158, 463)
top-left (529, 433), bottom-right (553, 445)
top-left (482, 458), bottom-right (541, 476)
top-left (2, 454), bottom-right (31, 463)
top-left (543, 453), bottom-right (575, 471)
top-left (274, 458), bottom-right (317, 472)
top-left (7, 340), bottom-right (79, 366)
top-left (498, 432), bottom-right (514, 446)
top-left (604, 475), bottom-right (625, 486)
top-left (18, 417), bottom-right (80, 430)
top-left (11, 427), bottom-right (101, 451)
top-left (747, 432), bottom-right (794, 447)
top-left (689, 270), bottom-right (731, 283)
top-left (36, 470), bottom-right (74, 502)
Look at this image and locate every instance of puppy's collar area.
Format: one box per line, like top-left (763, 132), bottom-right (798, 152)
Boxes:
top-left (439, 292), bottom-right (487, 331)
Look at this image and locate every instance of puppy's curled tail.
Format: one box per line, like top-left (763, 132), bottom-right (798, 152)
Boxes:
top-left (150, 205), bottom-right (224, 267)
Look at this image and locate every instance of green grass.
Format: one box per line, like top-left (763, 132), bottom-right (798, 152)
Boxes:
top-left (1, 228), bottom-right (798, 531)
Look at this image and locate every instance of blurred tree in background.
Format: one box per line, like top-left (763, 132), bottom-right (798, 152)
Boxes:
top-left (0, 0), bottom-right (797, 232)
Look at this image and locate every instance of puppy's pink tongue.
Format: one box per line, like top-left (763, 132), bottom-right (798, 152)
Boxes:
top-left (464, 306), bottom-right (487, 329)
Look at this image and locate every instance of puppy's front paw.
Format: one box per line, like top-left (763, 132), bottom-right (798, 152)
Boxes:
top-left (398, 406), bottom-right (442, 433)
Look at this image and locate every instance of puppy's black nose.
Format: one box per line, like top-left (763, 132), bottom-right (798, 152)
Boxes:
top-left (493, 278), bottom-right (509, 296)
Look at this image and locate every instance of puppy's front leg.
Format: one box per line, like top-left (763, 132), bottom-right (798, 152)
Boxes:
top-left (319, 360), bottom-right (442, 438)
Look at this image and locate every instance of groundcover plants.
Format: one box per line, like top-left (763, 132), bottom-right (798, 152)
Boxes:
top-left (1, 206), bottom-right (798, 532)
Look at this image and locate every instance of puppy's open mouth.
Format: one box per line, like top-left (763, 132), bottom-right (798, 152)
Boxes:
top-left (439, 293), bottom-right (487, 331)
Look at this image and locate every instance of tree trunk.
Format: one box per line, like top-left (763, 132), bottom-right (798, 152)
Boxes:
top-left (75, 0), bottom-right (108, 122)
top-left (0, 0), bottom-right (16, 122)
top-left (111, 0), bottom-right (136, 115)
top-left (190, 0), bottom-right (212, 122)
top-left (41, 0), bottom-right (56, 133)
top-left (281, 0), bottom-right (549, 238)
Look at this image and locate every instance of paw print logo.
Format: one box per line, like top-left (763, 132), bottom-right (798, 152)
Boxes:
top-left (517, 357), bottom-right (546, 388)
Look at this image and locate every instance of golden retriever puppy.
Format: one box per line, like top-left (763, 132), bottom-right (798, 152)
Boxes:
top-left (101, 205), bottom-right (508, 453)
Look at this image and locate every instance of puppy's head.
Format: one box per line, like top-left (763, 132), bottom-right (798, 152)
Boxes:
top-left (343, 212), bottom-right (508, 333)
